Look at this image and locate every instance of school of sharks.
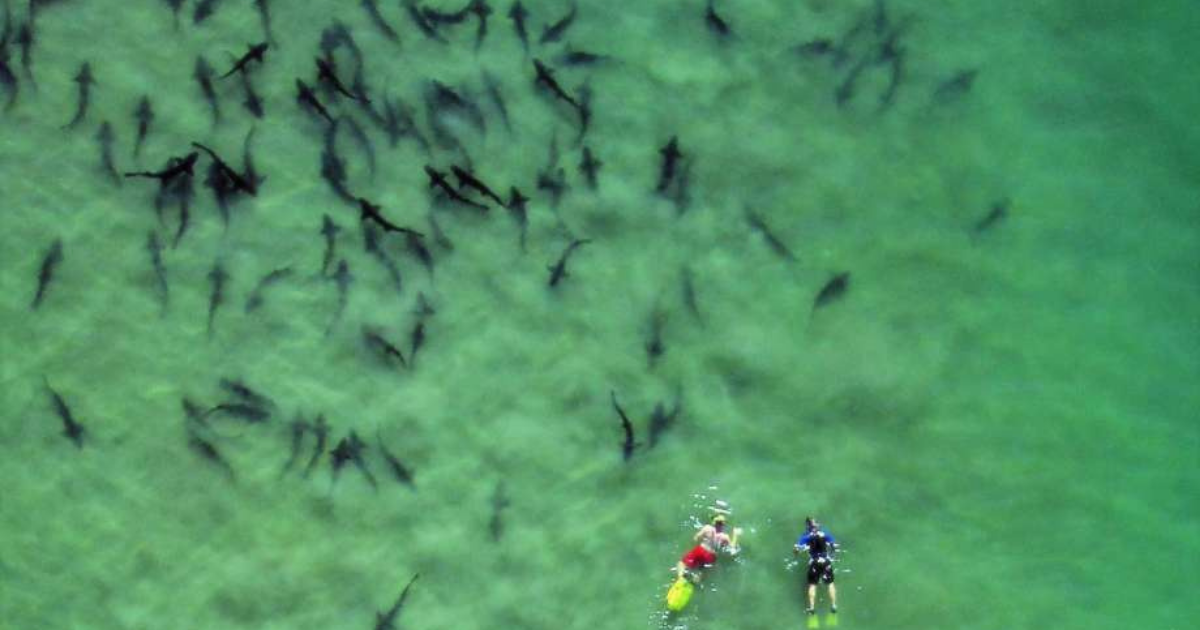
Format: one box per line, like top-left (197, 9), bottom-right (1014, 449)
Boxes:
top-left (5, 0), bottom-right (994, 625)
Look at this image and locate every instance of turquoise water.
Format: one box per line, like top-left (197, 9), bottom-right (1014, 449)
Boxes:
top-left (2, 1), bottom-right (1197, 629)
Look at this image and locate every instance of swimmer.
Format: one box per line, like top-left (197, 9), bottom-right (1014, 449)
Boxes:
top-left (676, 514), bottom-right (742, 583)
top-left (794, 516), bottom-right (839, 615)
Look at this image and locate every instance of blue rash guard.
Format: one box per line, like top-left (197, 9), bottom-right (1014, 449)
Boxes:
top-left (797, 529), bottom-right (836, 561)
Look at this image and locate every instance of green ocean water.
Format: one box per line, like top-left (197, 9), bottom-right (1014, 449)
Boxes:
top-left (1, 1), bottom-right (1196, 629)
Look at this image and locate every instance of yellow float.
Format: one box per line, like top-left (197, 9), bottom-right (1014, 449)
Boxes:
top-left (665, 576), bottom-right (695, 612)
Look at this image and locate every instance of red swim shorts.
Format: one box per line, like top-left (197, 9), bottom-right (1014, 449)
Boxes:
top-left (681, 545), bottom-right (717, 569)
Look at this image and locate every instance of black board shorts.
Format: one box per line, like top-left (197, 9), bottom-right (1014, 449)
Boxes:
top-left (807, 559), bottom-right (835, 585)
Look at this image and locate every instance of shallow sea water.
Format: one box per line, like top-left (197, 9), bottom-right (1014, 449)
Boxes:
top-left (1, 1), bottom-right (1196, 629)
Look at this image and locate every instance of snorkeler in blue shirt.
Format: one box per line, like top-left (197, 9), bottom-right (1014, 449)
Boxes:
top-left (793, 517), bottom-right (838, 615)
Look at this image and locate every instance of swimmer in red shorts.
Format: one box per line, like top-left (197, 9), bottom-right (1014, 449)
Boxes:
top-left (675, 514), bottom-right (742, 583)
